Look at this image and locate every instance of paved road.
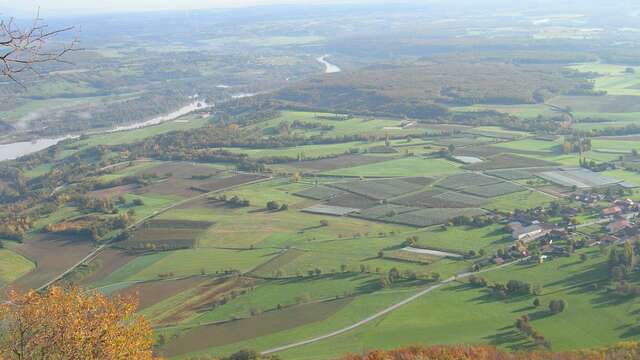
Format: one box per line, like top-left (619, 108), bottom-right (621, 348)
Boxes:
top-left (260, 258), bottom-right (526, 356)
top-left (36, 175), bottom-right (272, 292)
top-left (402, 246), bottom-right (463, 258)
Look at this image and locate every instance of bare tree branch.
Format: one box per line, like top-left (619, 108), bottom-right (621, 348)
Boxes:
top-left (0, 10), bottom-right (78, 85)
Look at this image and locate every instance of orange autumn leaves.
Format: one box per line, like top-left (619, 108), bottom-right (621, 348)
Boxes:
top-left (0, 286), bottom-right (157, 360)
top-left (339, 343), bottom-right (640, 360)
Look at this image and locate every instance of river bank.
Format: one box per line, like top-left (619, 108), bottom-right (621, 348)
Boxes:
top-left (0, 100), bottom-right (211, 162)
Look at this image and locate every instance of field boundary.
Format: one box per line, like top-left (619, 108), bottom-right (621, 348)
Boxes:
top-left (260, 257), bottom-right (527, 356)
top-left (36, 174), bottom-right (273, 292)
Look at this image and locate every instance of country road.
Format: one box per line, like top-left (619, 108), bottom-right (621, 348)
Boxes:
top-left (260, 257), bottom-right (527, 356)
top-left (36, 175), bottom-right (272, 292)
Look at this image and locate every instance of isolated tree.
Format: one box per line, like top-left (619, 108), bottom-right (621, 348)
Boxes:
top-left (548, 299), bottom-right (567, 314)
top-left (0, 286), bottom-right (155, 359)
top-left (1, 13), bottom-right (77, 82)
top-left (266, 200), bottom-right (280, 211)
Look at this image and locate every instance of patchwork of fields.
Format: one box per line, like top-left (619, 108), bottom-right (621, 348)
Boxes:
top-left (5, 99), bottom-right (640, 359)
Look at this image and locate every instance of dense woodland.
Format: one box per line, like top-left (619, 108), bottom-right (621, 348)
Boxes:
top-left (276, 61), bottom-right (597, 117)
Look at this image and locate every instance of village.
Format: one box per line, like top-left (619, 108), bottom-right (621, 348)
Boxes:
top-left (493, 193), bottom-right (639, 267)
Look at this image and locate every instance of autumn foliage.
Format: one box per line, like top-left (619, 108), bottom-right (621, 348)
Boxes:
top-left (338, 343), bottom-right (640, 360)
top-left (0, 286), bottom-right (157, 359)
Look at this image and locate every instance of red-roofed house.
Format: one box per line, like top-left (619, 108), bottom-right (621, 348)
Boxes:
top-left (606, 219), bottom-right (632, 234)
top-left (602, 206), bottom-right (623, 216)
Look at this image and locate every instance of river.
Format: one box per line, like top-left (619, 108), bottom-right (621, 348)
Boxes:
top-left (0, 100), bottom-right (211, 162)
top-left (316, 55), bottom-right (341, 74)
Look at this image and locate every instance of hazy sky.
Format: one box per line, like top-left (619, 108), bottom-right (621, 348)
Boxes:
top-left (2, 0), bottom-right (372, 16)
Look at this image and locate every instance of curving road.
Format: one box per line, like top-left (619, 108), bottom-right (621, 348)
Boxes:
top-left (261, 258), bottom-right (526, 356)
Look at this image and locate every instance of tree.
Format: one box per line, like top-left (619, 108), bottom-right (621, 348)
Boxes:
top-left (378, 274), bottom-right (391, 289)
top-left (266, 201), bottom-right (280, 211)
top-left (225, 349), bottom-right (260, 360)
top-left (548, 299), bottom-right (567, 314)
top-left (0, 286), bottom-right (155, 359)
top-left (533, 298), bottom-right (540, 307)
top-left (1, 13), bottom-right (77, 83)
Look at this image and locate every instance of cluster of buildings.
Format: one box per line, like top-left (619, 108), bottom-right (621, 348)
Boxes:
top-left (504, 198), bottom-right (639, 263)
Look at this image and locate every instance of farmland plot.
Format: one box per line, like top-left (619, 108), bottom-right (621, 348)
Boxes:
top-left (119, 219), bottom-right (214, 250)
top-left (10, 234), bottom-right (96, 290)
top-left (384, 208), bottom-right (487, 227)
top-left (0, 249), bottom-right (35, 286)
top-left (355, 204), bottom-right (421, 221)
top-left (322, 157), bottom-right (462, 177)
top-left (465, 153), bottom-right (558, 170)
top-left (391, 189), bottom-right (486, 208)
top-left (137, 162), bottom-right (224, 179)
top-left (294, 186), bottom-right (351, 201)
top-left (436, 173), bottom-right (501, 190)
top-left (485, 168), bottom-right (537, 180)
top-left (460, 182), bottom-right (526, 198)
top-left (329, 178), bottom-right (429, 200)
top-left (162, 298), bottom-right (352, 358)
top-left (286, 154), bottom-right (393, 172)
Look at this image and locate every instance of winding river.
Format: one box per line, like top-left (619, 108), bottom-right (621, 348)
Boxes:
top-left (1, 57), bottom-right (342, 162)
top-left (317, 55), bottom-right (341, 74)
top-left (0, 100), bottom-right (211, 162)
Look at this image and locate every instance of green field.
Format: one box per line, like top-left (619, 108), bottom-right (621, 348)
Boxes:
top-left (486, 190), bottom-right (556, 212)
top-left (413, 224), bottom-right (510, 254)
top-left (221, 141), bottom-right (383, 159)
top-left (96, 248), bottom-right (277, 284)
top-left (271, 248), bottom-right (635, 359)
top-left (451, 104), bottom-right (555, 119)
top-left (568, 63), bottom-right (640, 97)
top-left (592, 139), bottom-right (640, 153)
top-left (250, 111), bottom-right (426, 138)
top-left (79, 116), bottom-right (209, 147)
top-left (601, 169), bottom-right (640, 186)
top-left (193, 274), bottom-right (380, 323)
top-left (494, 139), bottom-right (561, 153)
top-left (322, 157), bottom-right (462, 177)
top-left (0, 248), bottom-right (35, 285)
top-left (169, 290), bottom-right (416, 359)
top-left (5, 59), bottom-right (640, 360)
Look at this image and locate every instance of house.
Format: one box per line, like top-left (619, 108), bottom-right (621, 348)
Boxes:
top-left (493, 257), bottom-right (505, 265)
top-left (550, 228), bottom-right (568, 240)
top-left (602, 206), bottom-right (623, 217)
top-left (606, 218), bottom-right (632, 234)
top-left (509, 221), bottom-right (544, 241)
top-left (602, 235), bottom-right (623, 245)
